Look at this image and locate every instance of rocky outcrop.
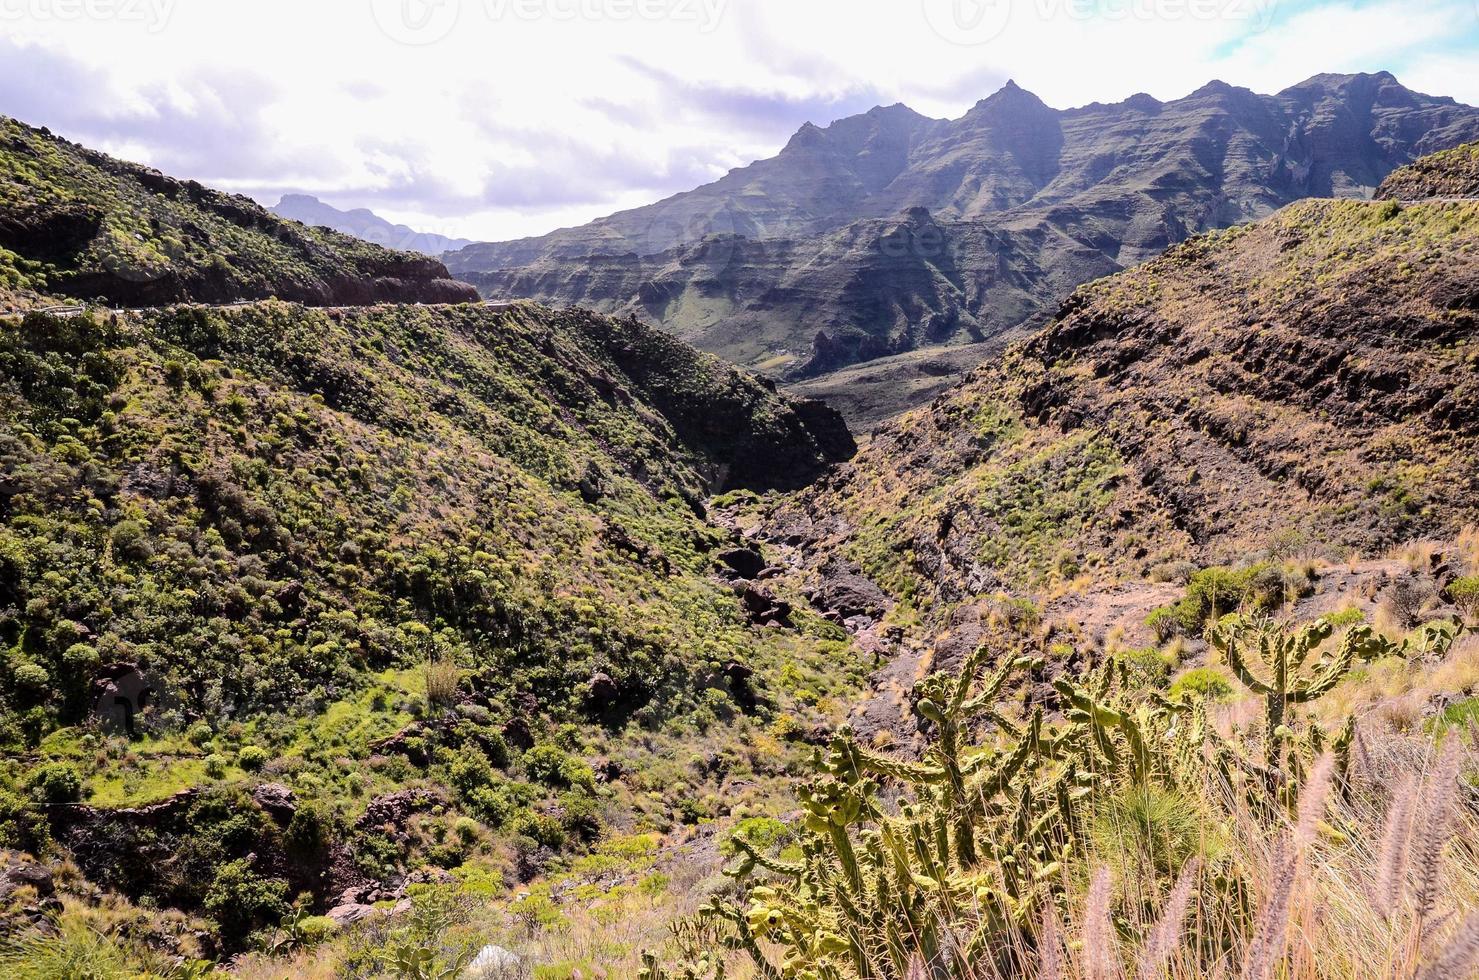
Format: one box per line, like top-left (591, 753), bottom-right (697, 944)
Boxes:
top-left (0, 851), bottom-right (62, 931)
top-left (557, 309), bottom-right (856, 492)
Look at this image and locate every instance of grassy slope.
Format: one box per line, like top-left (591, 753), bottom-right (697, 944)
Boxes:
top-left (1377, 140), bottom-right (1479, 200)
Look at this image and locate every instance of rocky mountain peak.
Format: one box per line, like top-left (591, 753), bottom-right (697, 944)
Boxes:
top-left (964, 78), bottom-right (1054, 122)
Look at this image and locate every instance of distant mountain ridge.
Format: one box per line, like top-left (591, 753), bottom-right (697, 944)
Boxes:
top-left (446, 72), bottom-right (1479, 394)
top-left (270, 193), bottom-right (474, 256)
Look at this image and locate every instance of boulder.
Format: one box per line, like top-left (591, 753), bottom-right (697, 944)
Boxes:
top-left (251, 783), bottom-right (298, 823)
top-left (717, 547), bottom-right (766, 580)
top-left (465, 944), bottom-right (525, 979)
top-left (0, 851), bottom-right (62, 927)
top-left (737, 583), bottom-right (792, 628)
top-left (805, 566), bottom-right (890, 623)
top-left (585, 671), bottom-right (621, 710)
top-left (326, 903), bottom-right (376, 927)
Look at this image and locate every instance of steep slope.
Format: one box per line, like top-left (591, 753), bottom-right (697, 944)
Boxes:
top-left (0, 299), bottom-right (852, 723)
top-left (449, 73), bottom-right (1479, 390)
top-left (269, 193), bottom-right (474, 256)
top-left (0, 296), bottom-right (853, 951)
top-left (0, 116), bottom-right (479, 309)
top-left (757, 146), bottom-right (1479, 654)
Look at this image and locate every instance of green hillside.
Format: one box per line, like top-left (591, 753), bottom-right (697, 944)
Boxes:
top-left (0, 298), bottom-right (855, 962)
top-left (0, 116), bottom-right (478, 309)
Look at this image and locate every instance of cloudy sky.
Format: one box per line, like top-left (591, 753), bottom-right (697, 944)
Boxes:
top-left (3, 0), bottom-right (1477, 242)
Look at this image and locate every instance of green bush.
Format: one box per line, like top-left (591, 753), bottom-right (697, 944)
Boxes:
top-left (1324, 606), bottom-right (1366, 628)
top-left (512, 812), bottom-right (567, 850)
top-left (1168, 666), bottom-right (1235, 703)
top-left (1119, 646), bottom-right (1172, 689)
top-left (448, 746), bottom-right (496, 797)
top-left (285, 802), bottom-right (332, 861)
top-left (557, 790), bottom-right (604, 843)
top-left (25, 762), bottom-right (82, 804)
top-left (204, 859), bottom-right (290, 943)
top-left (524, 745), bottom-right (595, 791)
top-left (1449, 575), bottom-right (1479, 619)
top-left (13, 664), bottom-right (50, 692)
top-left (203, 754), bottom-right (229, 779)
top-left (0, 789), bottom-right (50, 852)
top-left (1151, 562), bottom-right (1313, 636)
top-left (238, 745), bottom-right (268, 771)
top-left (186, 721), bottom-right (214, 748)
top-left (1145, 606), bottom-right (1182, 642)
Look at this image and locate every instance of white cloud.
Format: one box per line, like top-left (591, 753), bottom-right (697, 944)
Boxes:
top-left (0, 0), bottom-right (1474, 240)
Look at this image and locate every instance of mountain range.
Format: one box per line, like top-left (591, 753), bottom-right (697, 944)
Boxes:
top-left (270, 193), bottom-right (475, 256)
top-left (4, 78), bottom-right (1479, 977)
top-left (446, 71), bottom-right (1479, 418)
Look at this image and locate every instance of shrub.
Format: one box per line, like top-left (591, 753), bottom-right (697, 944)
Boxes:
top-left (285, 802), bottom-right (332, 861)
top-left (1119, 646), bottom-right (1171, 689)
top-left (523, 745), bottom-right (594, 791)
top-left (204, 859), bottom-right (290, 943)
top-left (557, 790), bottom-right (604, 843)
top-left (1168, 666), bottom-right (1235, 703)
top-left (1448, 575), bottom-right (1479, 620)
top-left (13, 663), bottom-right (50, 692)
top-left (238, 745), bottom-right (269, 771)
top-left (204, 754), bottom-right (229, 779)
top-left (25, 762), bottom-right (82, 805)
top-left (1090, 786), bottom-right (1203, 877)
top-left (452, 816), bottom-right (481, 843)
top-left (186, 721), bottom-right (214, 748)
top-left (1145, 606), bottom-right (1182, 642)
top-left (512, 812), bottom-right (567, 850)
top-left (0, 789), bottom-right (50, 852)
top-left (61, 643), bottom-right (100, 677)
top-left (1324, 606), bottom-right (1366, 628)
top-left (448, 747), bottom-right (496, 797)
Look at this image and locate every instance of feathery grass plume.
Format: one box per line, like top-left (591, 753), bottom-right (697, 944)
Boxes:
top-left (904, 954), bottom-right (927, 980)
top-left (1294, 753), bottom-right (1335, 849)
top-left (1413, 739), bottom-right (1464, 940)
top-left (1419, 910), bottom-right (1479, 980)
top-left (1371, 772), bottom-right (1418, 921)
top-left (1038, 903), bottom-right (1065, 980)
top-left (1083, 866), bottom-right (1119, 980)
top-left (1136, 858), bottom-right (1202, 980)
top-left (1241, 842), bottom-right (1298, 980)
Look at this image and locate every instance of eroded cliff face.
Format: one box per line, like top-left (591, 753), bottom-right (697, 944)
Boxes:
top-left (0, 116), bottom-right (479, 311)
top-left (448, 73), bottom-right (1479, 394)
